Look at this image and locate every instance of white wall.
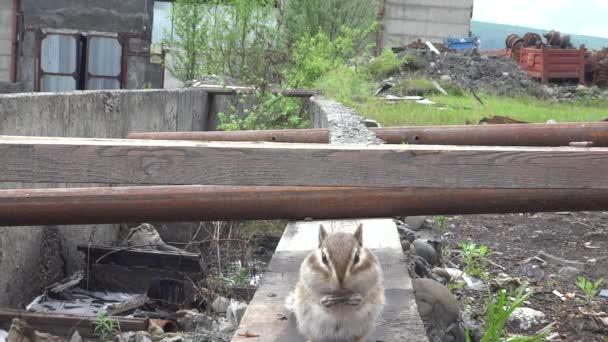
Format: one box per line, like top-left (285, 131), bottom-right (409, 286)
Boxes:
top-left (382, 0), bottom-right (474, 47)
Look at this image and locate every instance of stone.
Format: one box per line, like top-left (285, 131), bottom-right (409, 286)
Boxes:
top-left (69, 331), bottom-right (83, 342)
top-left (404, 216), bottom-right (427, 231)
top-left (445, 268), bottom-right (463, 281)
top-left (557, 266), bottom-right (583, 281)
top-left (598, 289), bottom-right (608, 299)
top-left (440, 75), bottom-right (452, 82)
top-left (159, 336), bottom-right (183, 342)
top-left (218, 318), bottom-right (237, 333)
top-left (397, 224), bottom-right (417, 242)
top-left (212, 296), bottom-right (230, 313)
top-left (413, 278), bottom-right (465, 342)
top-left (177, 313), bottom-right (215, 332)
top-left (135, 332), bottom-right (153, 342)
top-left (412, 239), bottom-right (438, 266)
top-left (227, 299), bottom-right (248, 327)
top-left (509, 307), bottom-right (546, 331)
top-left (502, 72), bottom-right (509, 77)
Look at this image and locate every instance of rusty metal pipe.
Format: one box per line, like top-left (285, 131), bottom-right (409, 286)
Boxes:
top-left (1, 186), bottom-right (608, 226)
top-left (129, 129), bottom-right (330, 143)
top-left (128, 123), bottom-right (608, 147)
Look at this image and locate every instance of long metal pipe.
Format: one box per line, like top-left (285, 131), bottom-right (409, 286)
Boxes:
top-left (127, 122), bottom-right (608, 146)
top-left (1, 186), bottom-right (607, 226)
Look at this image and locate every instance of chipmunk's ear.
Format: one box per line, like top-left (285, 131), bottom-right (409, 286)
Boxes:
top-left (318, 225), bottom-right (327, 247)
top-left (354, 224), bottom-right (363, 246)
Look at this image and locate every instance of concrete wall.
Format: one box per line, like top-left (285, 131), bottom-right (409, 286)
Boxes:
top-left (0, 0), bottom-right (12, 82)
top-left (0, 88), bottom-right (209, 307)
top-left (20, 0), bottom-right (153, 37)
top-left (382, 0), bottom-right (474, 47)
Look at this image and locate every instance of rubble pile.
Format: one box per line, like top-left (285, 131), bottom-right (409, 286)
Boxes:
top-left (0, 223), bottom-right (259, 342)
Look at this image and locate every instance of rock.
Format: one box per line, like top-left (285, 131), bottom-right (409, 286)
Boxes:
top-left (546, 119), bottom-right (557, 124)
top-left (412, 239), bottom-right (438, 266)
top-left (413, 278), bottom-right (466, 342)
top-left (227, 300), bottom-right (248, 327)
top-left (576, 84), bottom-right (588, 91)
top-left (159, 336), bottom-right (183, 342)
top-left (7, 318), bottom-right (34, 342)
top-left (445, 268), bottom-right (463, 281)
top-left (135, 332), bottom-right (153, 342)
top-left (177, 313), bottom-right (215, 332)
top-left (431, 267), bottom-right (452, 284)
top-left (462, 274), bottom-right (485, 291)
top-left (212, 296), bottom-right (230, 313)
top-left (509, 307), bottom-right (546, 331)
top-left (557, 266), bottom-right (583, 281)
top-left (480, 55), bottom-right (489, 60)
top-left (401, 239), bottom-right (411, 251)
top-left (502, 72), bottom-right (509, 77)
top-left (598, 289), bottom-right (608, 299)
top-left (440, 75), bottom-right (452, 82)
top-left (68, 331), bottom-right (82, 342)
top-left (218, 318), bottom-right (237, 333)
top-left (404, 216), bottom-right (427, 231)
top-left (397, 224), bottom-right (417, 242)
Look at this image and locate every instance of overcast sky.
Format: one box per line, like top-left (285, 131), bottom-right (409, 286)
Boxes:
top-left (473, 0), bottom-right (608, 38)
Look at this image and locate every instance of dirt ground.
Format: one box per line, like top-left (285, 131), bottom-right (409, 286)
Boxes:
top-left (448, 212), bottom-right (608, 341)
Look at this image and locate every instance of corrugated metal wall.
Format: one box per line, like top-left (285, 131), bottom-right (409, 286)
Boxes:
top-left (381, 0), bottom-right (474, 47)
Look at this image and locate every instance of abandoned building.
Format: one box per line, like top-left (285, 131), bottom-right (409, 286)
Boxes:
top-left (0, 0), bottom-right (475, 93)
top-left (0, 0), bottom-right (163, 92)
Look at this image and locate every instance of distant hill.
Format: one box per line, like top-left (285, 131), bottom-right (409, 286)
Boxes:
top-left (472, 21), bottom-right (608, 51)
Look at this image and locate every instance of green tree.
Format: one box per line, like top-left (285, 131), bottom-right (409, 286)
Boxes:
top-left (164, 0), bottom-right (283, 84)
top-left (283, 0), bottom-right (379, 50)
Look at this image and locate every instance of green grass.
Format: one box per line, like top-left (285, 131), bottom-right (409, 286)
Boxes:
top-left (355, 95), bottom-right (608, 126)
top-left (317, 67), bottom-right (608, 127)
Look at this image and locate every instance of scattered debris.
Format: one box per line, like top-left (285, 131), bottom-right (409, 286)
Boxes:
top-left (462, 274), bottom-right (485, 291)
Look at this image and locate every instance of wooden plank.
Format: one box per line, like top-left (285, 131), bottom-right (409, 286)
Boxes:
top-left (1, 136), bottom-right (608, 189)
top-left (232, 219), bottom-right (428, 341)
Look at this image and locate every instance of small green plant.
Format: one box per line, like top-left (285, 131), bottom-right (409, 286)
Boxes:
top-left (447, 281), bottom-right (466, 291)
top-left (576, 276), bottom-right (604, 302)
top-left (231, 267), bottom-right (251, 286)
top-left (367, 49), bottom-right (409, 79)
top-left (459, 242), bottom-right (490, 278)
top-left (92, 313), bottom-right (118, 341)
top-left (434, 215), bottom-right (448, 234)
top-left (465, 284), bottom-right (553, 342)
top-left (481, 285), bottom-right (530, 342)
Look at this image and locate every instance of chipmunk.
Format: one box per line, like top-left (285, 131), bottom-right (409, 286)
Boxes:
top-left (292, 224), bottom-right (385, 342)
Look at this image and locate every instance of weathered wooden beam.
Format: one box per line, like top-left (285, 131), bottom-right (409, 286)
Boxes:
top-left (0, 136), bottom-right (607, 189)
top-left (1, 186), bottom-right (608, 226)
top-left (232, 219), bottom-right (428, 341)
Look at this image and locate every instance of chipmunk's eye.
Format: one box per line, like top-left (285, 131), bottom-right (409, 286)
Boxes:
top-left (321, 253), bottom-right (329, 266)
top-left (353, 252), bottom-right (360, 265)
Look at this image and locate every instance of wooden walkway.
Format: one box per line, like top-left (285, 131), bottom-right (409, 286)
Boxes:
top-left (232, 219), bottom-right (428, 341)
